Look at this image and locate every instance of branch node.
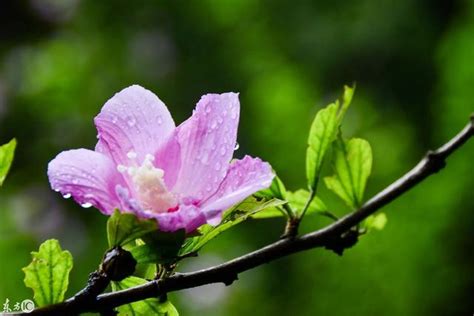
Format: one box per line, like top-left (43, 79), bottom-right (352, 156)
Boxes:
top-left (223, 274), bottom-right (239, 286)
top-left (72, 270), bottom-right (109, 307)
top-left (324, 229), bottom-right (359, 256)
top-left (281, 218), bottom-right (299, 239)
top-left (425, 150), bottom-right (446, 173)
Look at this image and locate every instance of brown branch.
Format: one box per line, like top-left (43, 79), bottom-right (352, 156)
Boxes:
top-left (27, 115), bottom-right (474, 315)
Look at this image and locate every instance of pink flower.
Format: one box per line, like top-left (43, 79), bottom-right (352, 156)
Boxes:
top-left (48, 85), bottom-right (274, 233)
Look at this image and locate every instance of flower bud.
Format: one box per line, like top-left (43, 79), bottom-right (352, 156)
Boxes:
top-left (101, 247), bottom-right (137, 281)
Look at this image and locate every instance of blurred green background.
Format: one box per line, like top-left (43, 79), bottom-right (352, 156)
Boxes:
top-left (0, 1), bottom-right (473, 315)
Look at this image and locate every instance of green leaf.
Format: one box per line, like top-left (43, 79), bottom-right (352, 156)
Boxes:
top-left (338, 84), bottom-right (355, 122)
top-left (134, 229), bottom-right (186, 264)
top-left (23, 239), bottom-right (73, 307)
top-left (112, 276), bottom-right (178, 316)
top-left (129, 240), bottom-right (158, 279)
top-left (134, 262), bottom-right (157, 280)
top-left (0, 138), bottom-right (16, 186)
top-left (306, 102), bottom-right (339, 191)
top-left (249, 206), bottom-right (288, 219)
top-left (254, 175), bottom-right (294, 218)
top-left (364, 213), bottom-right (388, 231)
top-left (107, 210), bottom-right (158, 247)
top-left (254, 175), bottom-right (287, 200)
top-left (180, 198), bottom-right (285, 255)
top-left (305, 85), bottom-right (355, 191)
top-left (253, 189), bottom-right (327, 219)
top-left (324, 137), bottom-right (372, 208)
top-left (287, 190), bottom-right (327, 215)
top-left (130, 244), bottom-right (158, 264)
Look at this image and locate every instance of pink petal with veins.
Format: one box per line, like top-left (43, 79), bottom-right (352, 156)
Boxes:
top-left (48, 149), bottom-right (126, 214)
top-left (94, 85), bottom-right (175, 165)
top-left (202, 155), bottom-right (274, 225)
top-left (172, 93), bottom-right (240, 201)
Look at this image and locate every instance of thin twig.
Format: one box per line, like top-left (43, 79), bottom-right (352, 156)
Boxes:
top-left (26, 116), bottom-right (474, 315)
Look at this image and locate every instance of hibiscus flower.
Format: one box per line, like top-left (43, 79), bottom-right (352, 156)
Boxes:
top-left (48, 85), bottom-right (274, 232)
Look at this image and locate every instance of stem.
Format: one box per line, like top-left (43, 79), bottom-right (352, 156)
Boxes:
top-left (318, 210), bottom-right (339, 222)
top-left (26, 116), bottom-right (474, 316)
top-left (282, 203), bottom-right (296, 219)
top-left (299, 188), bottom-right (315, 220)
top-left (283, 188), bottom-right (315, 237)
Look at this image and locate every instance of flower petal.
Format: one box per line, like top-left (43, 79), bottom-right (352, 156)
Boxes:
top-left (47, 149), bottom-right (125, 214)
top-left (94, 85), bottom-right (175, 165)
top-left (172, 93), bottom-right (240, 200)
top-left (202, 155), bottom-right (274, 225)
top-left (139, 204), bottom-right (206, 233)
top-left (154, 132), bottom-right (181, 189)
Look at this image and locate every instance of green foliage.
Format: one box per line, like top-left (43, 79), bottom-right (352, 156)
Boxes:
top-left (112, 276), bottom-right (178, 316)
top-left (131, 239), bottom-right (158, 279)
top-left (324, 137), bottom-right (373, 208)
top-left (134, 261), bottom-right (157, 280)
top-left (249, 204), bottom-right (288, 219)
top-left (130, 244), bottom-right (159, 264)
top-left (287, 190), bottom-right (328, 215)
top-left (129, 239), bottom-right (158, 279)
top-left (107, 210), bottom-right (158, 247)
top-left (338, 84), bottom-right (355, 122)
top-left (135, 229), bottom-right (186, 265)
top-left (180, 197), bottom-right (285, 255)
top-left (255, 176), bottom-right (287, 200)
top-left (364, 213), bottom-right (388, 231)
top-left (306, 86), bottom-right (354, 191)
top-left (254, 175), bottom-right (295, 218)
top-left (107, 210), bottom-right (185, 265)
top-left (23, 239), bottom-right (73, 307)
top-left (306, 102), bottom-right (338, 191)
top-left (0, 138), bottom-right (16, 187)
top-left (253, 189), bottom-right (327, 219)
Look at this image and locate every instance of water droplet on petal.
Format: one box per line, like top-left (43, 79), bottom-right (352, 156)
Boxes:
top-left (72, 179), bottom-right (79, 184)
top-left (220, 147), bottom-right (226, 156)
top-left (62, 193), bottom-right (72, 199)
top-left (205, 105), bottom-right (211, 113)
top-left (127, 151), bottom-right (137, 160)
top-left (127, 117), bottom-right (136, 127)
top-left (157, 116), bottom-right (163, 125)
top-left (117, 165), bottom-right (127, 173)
top-left (81, 202), bottom-right (93, 208)
top-left (234, 142), bottom-right (240, 150)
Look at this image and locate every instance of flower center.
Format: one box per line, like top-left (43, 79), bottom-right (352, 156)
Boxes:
top-left (118, 152), bottom-right (177, 213)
